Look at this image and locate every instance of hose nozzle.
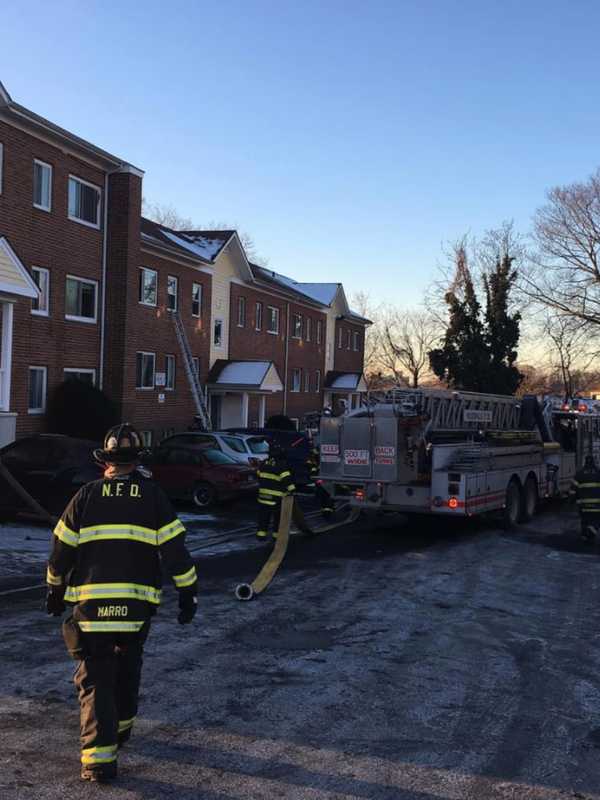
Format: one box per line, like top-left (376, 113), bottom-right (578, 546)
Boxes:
top-left (235, 583), bottom-right (254, 601)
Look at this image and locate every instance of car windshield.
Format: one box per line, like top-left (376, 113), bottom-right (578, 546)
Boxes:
top-left (220, 436), bottom-right (247, 454)
top-left (202, 448), bottom-right (238, 465)
top-left (247, 437), bottom-right (269, 454)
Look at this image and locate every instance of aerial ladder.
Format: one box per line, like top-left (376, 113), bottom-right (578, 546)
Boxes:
top-left (172, 310), bottom-right (211, 430)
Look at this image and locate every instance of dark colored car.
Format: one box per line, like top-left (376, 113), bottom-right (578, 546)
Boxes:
top-left (223, 427), bottom-right (312, 485)
top-left (0, 434), bottom-right (102, 517)
top-left (150, 446), bottom-right (258, 508)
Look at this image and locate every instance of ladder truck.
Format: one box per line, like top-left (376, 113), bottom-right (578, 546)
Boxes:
top-left (318, 389), bottom-right (600, 525)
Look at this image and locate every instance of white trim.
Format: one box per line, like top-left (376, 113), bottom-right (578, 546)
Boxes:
top-left (267, 305), bottom-right (280, 335)
top-left (213, 318), bottom-right (224, 349)
top-left (237, 295), bottom-right (246, 327)
top-left (63, 367), bottom-right (96, 384)
top-left (33, 158), bottom-right (52, 212)
top-left (139, 267), bottom-right (158, 307)
top-left (135, 351), bottom-right (156, 390)
top-left (291, 367), bottom-right (301, 393)
top-left (0, 237), bottom-right (40, 298)
top-left (0, 301), bottom-right (13, 411)
top-left (65, 274), bottom-right (98, 323)
top-left (167, 274), bottom-right (178, 312)
top-left (67, 174), bottom-right (101, 229)
top-left (30, 266), bottom-right (49, 316)
top-left (292, 313), bottom-right (302, 339)
top-left (192, 282), bottom-right (202, 318)
top-left (165, 354), bottom-right (176, 390)
top-left (28, 365), bottom-right (47, 414)
top-left (315, 369), bottom-right (321, 393)
top-left (255, 300), bottom-right (263, 331)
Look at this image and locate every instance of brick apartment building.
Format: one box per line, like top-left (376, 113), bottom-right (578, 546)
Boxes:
top-left (0, 79), bottom-right (369, 447)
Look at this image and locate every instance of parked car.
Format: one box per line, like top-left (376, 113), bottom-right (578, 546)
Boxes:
top-left (150, 445), bottom-right (258, 508)
top-left (223, 427), bottom-right (312, 485)
top-left (160, 431), bottom-right (269, 468)
top-left (0, 434), bottom-right (102, 517)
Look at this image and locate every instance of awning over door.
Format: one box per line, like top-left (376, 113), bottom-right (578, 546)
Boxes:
top-left (207, 360), bottom-right (283, 393)
top-left (0, 237), bottom-right (40, 299)
top-left (324, 371), bottom-right (367, 392)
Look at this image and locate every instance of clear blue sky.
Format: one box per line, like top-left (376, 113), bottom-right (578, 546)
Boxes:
top-left (3, 0), bottom-right (600, 306)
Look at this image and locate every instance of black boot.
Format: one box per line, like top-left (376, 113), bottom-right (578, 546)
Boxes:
top-left (81, 762), bottom-right (117, 783)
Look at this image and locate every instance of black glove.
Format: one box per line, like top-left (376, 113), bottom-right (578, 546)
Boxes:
top-left (178, 591), bottom-right (198, 625)
top-left (46, 590), bottom-right (66, 617)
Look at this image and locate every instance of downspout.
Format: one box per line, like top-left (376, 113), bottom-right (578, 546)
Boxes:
top-left (283, 301), bottom-right (290, 415)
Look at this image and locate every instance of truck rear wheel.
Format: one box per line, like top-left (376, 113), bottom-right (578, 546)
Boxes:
top-left (503, 479), bottom-right (521, 529)
top-left (520, 476), bottom-right (538, 522)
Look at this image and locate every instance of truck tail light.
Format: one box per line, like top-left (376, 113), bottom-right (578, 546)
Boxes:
top-left (355, 488), bottom-right (366, 501)
top-left (448, 497), bottom-right (459, 509)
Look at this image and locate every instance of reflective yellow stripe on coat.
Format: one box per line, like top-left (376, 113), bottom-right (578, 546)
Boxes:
top-left (64, 582), bottom-right (162, 604)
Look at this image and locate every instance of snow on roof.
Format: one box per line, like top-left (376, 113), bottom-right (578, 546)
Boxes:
top-left (253, 266), bottom-right (340, 306)
top-left (161, 230), bottom-right (230, 262)
top-left (213, 361), bottom-right (270, 386)
top-left (330, 374), bottom-right (360, 389)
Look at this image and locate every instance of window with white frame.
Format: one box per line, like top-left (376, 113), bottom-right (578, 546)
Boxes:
top-left (267, 306), bottom-right (279, 334)
top-left (136, 352), bottom-right (155, 389)
top-left (237, 296), bottom-right (246, 327)
top-left (214, 319), bottom-right (223, 348)
top-left (31, 267), bottom-right (49, 316)
top-left (315, 369), bottom-right (321, 392)
top-left (65, 275), bottom-right (97, 322)
top-left (139, 267), bottom-right (157, 306)
top-left (33, 160), bottom-right (52, 212)
top-left (304, 370), bottom-right (310, 393)
top-left (291, 368), bottom-right (301, 392)
top-left (338, 327), bottom-right (343, 349)
top-left (28, 366), bottom-right (47, 413)
top-left (192, 282), bottom-right (202, 317)
top-left (167, 275), bottom-right (178, 312)
top-left (0, 142), bottom-right (3, 194)
top-left (353, 331), bottom-right (360, 351)
top-left (64, 368), bottom-right (96, 385)
top-left (305, 317), bottom-right (311, 341)
top-left (292, 313), bottom-right (302, 339)
top-left (346, 329), bottom-right (352, 349)
top-left (68, 176), bottom-right (101, 228)
top-left (255, 301), bottom-right (263, 331)
top-left (165, 355), bottom-right (176, 389)
top-left (316, 319), bottom-right (323, 344)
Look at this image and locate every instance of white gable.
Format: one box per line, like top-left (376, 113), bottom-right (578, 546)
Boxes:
top-left (0, 238), bottom-right (39, 299)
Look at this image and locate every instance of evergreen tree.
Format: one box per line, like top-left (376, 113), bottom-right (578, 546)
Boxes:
top-left (483, 254), bottom-right (523, 394)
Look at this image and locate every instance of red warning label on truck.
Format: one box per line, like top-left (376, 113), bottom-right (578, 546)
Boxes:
top-left (321, 444), bottom-right (339, 454)
top-left (344, 449), bottom-right (370, 465)
top-left (374, 445), bottom-right (395, 465)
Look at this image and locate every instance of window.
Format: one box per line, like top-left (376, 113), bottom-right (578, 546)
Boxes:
top-left (165, 355), bottom-right (176, 389)
top-left (267, 306), bottom-right (279, 334)
top-left (28, 367), bottom-right (47, 414)
top-left (317, 319), bottom-right (323, 344)
top-left (192, 357), bottom-right (200, 379)
top-left (291, 368), bottom-right (301, 392)
top-left (237, 296), bottom-right (246, 327)
top-left (31, 267), bottom-right (49, 316)
top-left (304, 370), bottom-right (310, 392)
top-left (140, 431), bottom-right (153, 447)
top-left (353, 331), bottom-right (360, 351)
top-left (305, 317), bottom-right (311, 341)
top-left (33, 160), bottom-right (52, 211)
top-left (221, 435), bottom-right (247, 454)
top-left (65, 276), bottom-right (97, 322)
top-left (139, 268), bottom-right (157, 306)
top-left (292, 313), bottom-right (302, 339)
top-left (315, 369), bottom-right (321, 392)
top-left (68, 176), bottom-right (101, 228)
top-left (167, 275), bottom-right (178, 312)
top-left (255, 301), bottom-right (263, 331)
top-left (192, 283), bottom-right (202, 317)
top-left (347, 329), bottom-right (352, 349)
top-left (64, 369), bottom-right (96, 385)
top-left (338, 327), bottom-right (343, 349)
top-left (214, 319), bottom-right (223, 348)
top-left (136, 352), bottom-right (155, 389)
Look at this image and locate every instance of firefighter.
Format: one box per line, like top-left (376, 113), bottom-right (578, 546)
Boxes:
top-left (256, 440), bottom-right (295, 539)
top-left (45, 423), bottom-right (198, 783)
top-left (307, 447), bottom-right (334, 518)
top-left (572, 454), bottom-right (600, 542)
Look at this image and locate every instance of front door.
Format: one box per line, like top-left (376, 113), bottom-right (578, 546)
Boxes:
top-left (210, 395), bottom-right (222, 429)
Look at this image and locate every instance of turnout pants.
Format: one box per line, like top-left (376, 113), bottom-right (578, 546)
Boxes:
top-left (63, 617), bottom-right (150, 768)
top-left (257, 501), bottom-right (281, 535)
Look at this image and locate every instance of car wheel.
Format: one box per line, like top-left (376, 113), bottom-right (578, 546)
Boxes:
top-left (503, 479), bottom-right (521, 529)
top-left (192, 482), bottom-right (216, 509)
top-left (520, 476), bottom-right (538, 522)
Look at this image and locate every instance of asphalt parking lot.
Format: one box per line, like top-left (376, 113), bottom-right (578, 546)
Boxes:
top-left (1, 499), bottom-right (600, 799)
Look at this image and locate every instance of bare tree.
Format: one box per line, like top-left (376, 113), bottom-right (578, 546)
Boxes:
top-left (520, 169), bottom-right (600, 326)
top-left (350, 291), bottom-right (381, 384)
top-left (383, 308), bottom-right (440, 388)
top-left (142, 199), bottom-right (269, 266)
top-left (543, 313), bottom-right (600, 399)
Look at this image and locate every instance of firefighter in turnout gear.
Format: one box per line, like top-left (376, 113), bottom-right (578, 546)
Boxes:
top-left (256, 441), bottom-right (295, 539)
top-left (572, 454), bottom-right (600, 542)
top-left (46, 424), bottom-right (198, 783)
top-left (307, 447), bottom-right (334, 518)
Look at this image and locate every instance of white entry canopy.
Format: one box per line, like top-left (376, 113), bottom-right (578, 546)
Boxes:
top-left (0, 237), bottom-right (40, 298)
top-left (324, 371), bottom-right (368, 392)
top-left (207, 360), bottom-right (283, 392)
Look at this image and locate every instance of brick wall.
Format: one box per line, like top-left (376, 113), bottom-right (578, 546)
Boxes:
top-left (333, 319), bottom-right (365, 373)
top-left (0, 119), bottom-right (106, 436)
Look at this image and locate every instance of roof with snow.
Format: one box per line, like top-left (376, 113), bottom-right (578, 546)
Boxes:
top-left (207, 360), bottom-right (283, 392)
top-left (324, 371), bottom-right (368, 391)
top-left (141, 218), bottom-right (234, 264)
top-left (252, 265), bottom-right (340, 307)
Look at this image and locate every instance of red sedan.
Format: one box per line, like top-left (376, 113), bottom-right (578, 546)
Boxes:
top-left (150, 445), bottom-right (257, 508)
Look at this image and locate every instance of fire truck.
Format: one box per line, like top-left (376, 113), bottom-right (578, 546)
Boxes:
top-left (318, 389), bottom-right (600, 525)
